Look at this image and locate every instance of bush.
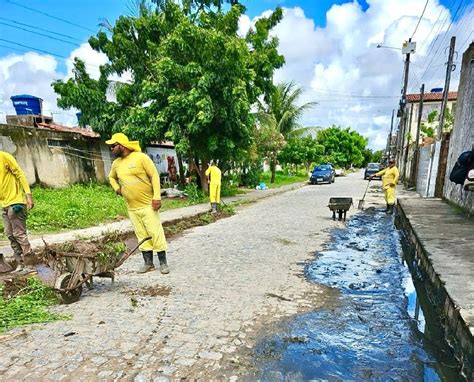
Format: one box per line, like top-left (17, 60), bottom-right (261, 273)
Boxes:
top-left (240, 165), bottom-right (262, 187)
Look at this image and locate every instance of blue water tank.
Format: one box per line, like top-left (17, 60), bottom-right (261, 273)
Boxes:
top-left (430, 87), bottom-right (443, 93)
top-left (76, 112), bottom-right (82, 124)
top-left (10, 94), bottom-right (43, 115)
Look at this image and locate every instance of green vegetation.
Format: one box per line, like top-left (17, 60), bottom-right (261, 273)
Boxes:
top-left (53, 1), bottom-right (284, 192)
top-left (0, 182), bottom-right (244, 239)
top-left (0, 278), bottom-right (69, 334)
top-left (260, 171), bottom-right (308, 188)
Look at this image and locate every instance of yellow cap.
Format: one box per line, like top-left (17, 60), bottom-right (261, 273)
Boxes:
top-left (105, 133), bottom-right (142, 152)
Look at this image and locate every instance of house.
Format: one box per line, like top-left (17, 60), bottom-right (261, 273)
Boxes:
top-left (405, 90), bottom-right (458, 145)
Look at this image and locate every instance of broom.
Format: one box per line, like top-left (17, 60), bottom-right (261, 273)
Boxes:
top-left (358, 180), bottom-right (371, 210)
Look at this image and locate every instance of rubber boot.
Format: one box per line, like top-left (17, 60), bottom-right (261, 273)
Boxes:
top-left (137, 251), bottom-right (154, 273)
top-left (157, 251), bottom-right (170, 274)
top-left (384, 204), bottom-right (389, 213)
top-left (387, 204), bottom-right (394, 215)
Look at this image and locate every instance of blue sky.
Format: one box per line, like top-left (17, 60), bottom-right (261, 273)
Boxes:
top-left (0, 0), bottom-right (458, 73)
top-left (1, 0), bottom-right (472, 149)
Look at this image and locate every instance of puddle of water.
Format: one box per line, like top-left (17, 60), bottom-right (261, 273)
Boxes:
top-left (253, 211), bottom-right (464, 381)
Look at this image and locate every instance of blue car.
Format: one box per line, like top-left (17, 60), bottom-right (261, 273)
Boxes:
top-left (310, 165), bottom-right (335, 185)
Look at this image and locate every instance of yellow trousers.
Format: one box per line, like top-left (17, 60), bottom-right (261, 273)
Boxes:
top-left (209, 184), bottom-right (221, 203)
top-left (384, 185), bottom-right (396, 205)
top-left (128, 206), bottom-right (167, 252)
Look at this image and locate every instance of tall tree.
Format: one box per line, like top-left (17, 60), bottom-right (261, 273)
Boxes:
top-left (53, 1), bottom-right (284, 191)
top-left (316, 126), bottom-right (368, 168)
top-left (257, 82), bottom-right (316, 182)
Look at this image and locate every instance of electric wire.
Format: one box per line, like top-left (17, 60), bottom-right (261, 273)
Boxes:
top-left (6, 0), bottom-right (97, 33)
top-left (0, 22), bottom-right (81, 47)
top-left (411, 0), bottom-right (430, 39)
top-left (0, 17), bottom-right (83, 43)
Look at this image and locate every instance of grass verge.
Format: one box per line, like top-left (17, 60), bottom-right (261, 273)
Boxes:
top-left (0, 278), bottom-right (70, 334)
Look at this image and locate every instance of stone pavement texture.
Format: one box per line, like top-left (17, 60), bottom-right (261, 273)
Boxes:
top-left (0, 182), bottom-right (304, 257)
top-left (0, 173), bottom-right (370, 380)
top-left (397, 196), bottom-right (474, 337)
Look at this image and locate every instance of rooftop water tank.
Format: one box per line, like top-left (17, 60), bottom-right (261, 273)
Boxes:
top-left (10, 95), bottom-right (43, 115)
top-left (76, 112), bottom-right (82, 124)
top-left (430, 87), bottom-right (443, 93)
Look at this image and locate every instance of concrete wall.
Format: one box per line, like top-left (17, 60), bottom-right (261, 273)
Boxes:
top-left (0, 124), bottom-right (108, 187)
top-left (417, 141), bottom-right (440, 197)
top-left (443, 42), bottom-right (474, 214)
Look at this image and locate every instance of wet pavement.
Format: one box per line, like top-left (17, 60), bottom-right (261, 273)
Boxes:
top-left (253, 209), bottom-right (464, 381)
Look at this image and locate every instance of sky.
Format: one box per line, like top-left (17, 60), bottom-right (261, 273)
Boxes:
top-left (0, 0), bottom-right (473, 150)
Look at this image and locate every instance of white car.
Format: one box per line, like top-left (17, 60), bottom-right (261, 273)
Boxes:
top-left (335, 169), bottom-right (344, 177)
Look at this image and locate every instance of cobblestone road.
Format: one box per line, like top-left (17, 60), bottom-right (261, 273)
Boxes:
top-left (0, 172), bottom-right (371, 381)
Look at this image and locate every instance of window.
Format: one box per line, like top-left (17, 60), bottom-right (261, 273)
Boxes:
top-left (47, 139), bottom-right (70, 148)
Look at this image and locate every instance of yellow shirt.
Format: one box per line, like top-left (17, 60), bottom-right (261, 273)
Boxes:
top-left (108, 152), bottom-right (161, 210)
top-left (375, 166), bottom-right (400, 189)
top-left (205, 165), bottom-right (221, 185)
top-left (0, 151), bottom-right (31, 208)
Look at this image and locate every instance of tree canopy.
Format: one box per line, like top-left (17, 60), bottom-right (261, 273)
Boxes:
top-left (316, 126), bottom-right (368, 168)
top-left (53, 0), bottom-right (284, 189)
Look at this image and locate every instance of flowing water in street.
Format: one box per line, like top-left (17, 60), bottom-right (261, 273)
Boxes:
top-left (253, 210), bottom-right (464, 381)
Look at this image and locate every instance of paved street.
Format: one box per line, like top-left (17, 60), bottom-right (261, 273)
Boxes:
top-left (0, 173), bottom-right (371, 381)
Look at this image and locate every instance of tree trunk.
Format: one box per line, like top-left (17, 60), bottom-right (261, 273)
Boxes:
top-left (270, 157), bottom-right (276, 184)
top-left (176, 152), bottom-right (185, 187)
top-left (196, 158), bottom-right (209, 193)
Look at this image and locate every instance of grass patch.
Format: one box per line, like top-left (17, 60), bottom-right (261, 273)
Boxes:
top-left (260, 171), bottom-right (308, 188)
top-left (0, 183), bottom-right (202, 240)
top-left (0, 278), bottom-right (69, 334)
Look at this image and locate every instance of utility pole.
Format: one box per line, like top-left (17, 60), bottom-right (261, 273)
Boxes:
top-left (438, 36), bottom-right (456, 136)
top-left (386, 109), bottom-right (395, 161)
top-left (433, 36), bottom-right (456, 197)
top-left (403, 103), bottom-right (414, 182)
top-left (412, 83), bottom-right (424, 187)
top-left (397, 38), bottom-right (413, 166)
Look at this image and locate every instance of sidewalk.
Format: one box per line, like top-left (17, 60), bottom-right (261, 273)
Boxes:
top-left (395, 191), bottom-right (473, 373)
top-left (0, 182), bottom-right (306, 257)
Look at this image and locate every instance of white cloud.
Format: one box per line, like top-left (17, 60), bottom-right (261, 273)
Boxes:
top-left (245, 0), bottom-right (474, 150)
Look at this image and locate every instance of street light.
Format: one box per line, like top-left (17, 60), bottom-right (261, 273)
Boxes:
top-left (376, 44), bottom-right (402, 50)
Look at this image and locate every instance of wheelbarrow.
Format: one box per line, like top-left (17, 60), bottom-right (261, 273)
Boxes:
top-left (328, 197), bottom-right (353, 221)
top-left (38, 237), bottom-right (151, 304)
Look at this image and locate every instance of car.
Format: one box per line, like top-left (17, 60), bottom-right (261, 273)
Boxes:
top-left (335, 168), bottom-right (344, 177)
top-left (310, 164), bottom-right (335, 184)
top-left (364, 163), bottom-right (382, 180)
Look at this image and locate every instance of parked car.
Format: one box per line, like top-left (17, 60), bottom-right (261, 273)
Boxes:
top-left (364, 163), bottom-right (382, 180)
top-left (335, 168), bottom-right (344, 177)
top-left (310, 165), bottom-right (335, 184)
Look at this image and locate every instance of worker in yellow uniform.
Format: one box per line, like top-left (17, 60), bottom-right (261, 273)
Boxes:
top-left (107, 133), bottom-right (169, 274)
top-left (205, 160), bottom-right (221, 214)
top-left (371, 159), bottom-right (400, 214)
top-left (0, 151), bottom-right (35, 272)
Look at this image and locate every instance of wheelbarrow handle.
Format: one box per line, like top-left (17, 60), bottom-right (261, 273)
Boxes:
top-left (115, 236), bottom-right (152, 268)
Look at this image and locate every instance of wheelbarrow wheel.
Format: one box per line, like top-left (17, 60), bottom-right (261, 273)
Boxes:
top-left (56, 273), bottom-right (83, 304)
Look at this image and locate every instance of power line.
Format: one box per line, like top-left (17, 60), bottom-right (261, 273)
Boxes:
top-left (0, 22), bottom-right (81, 47)
top-left (411, 0), bottom-right (430, 39)
top-left (0, 17), bottom-right (83, 43)
top-left (0, 38), bottom-right (104, 71)
top-left (6, 0), bottom-right (97, 34)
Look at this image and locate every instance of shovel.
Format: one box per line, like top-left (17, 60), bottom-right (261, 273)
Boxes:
top-left (358, 180), bottom-right (371, 210)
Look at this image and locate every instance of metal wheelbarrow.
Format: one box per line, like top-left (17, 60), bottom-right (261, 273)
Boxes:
top-left (328, 197), bottom-right (353, 221)
top-left (38, 237), bottom-right (151, 304)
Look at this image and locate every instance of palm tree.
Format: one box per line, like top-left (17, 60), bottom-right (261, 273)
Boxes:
top-left (257, 82), bottom-right (317, 182)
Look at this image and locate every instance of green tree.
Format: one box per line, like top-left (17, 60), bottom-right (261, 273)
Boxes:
top-left (254, 115), bottom-right (286, 183)
top-left (53, 1), bottom-right (284, 191)
top-left (278, 136), bottom-right (324, 173)
top-left (257, 82), bottom-right (316, 182)
top-left (316, 126), bottom-right (368, 168)
top-left (259, 82), bottom-right (317, 139)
